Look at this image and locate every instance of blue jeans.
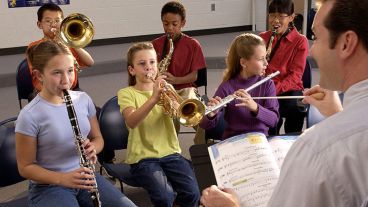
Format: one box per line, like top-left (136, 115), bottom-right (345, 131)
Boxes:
top-left (28, 174), bottom-right (136, 207)
top-left (130, 153), bottom-right (200, 207)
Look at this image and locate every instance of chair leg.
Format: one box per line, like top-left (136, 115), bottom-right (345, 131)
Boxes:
top-left (119, 181), bottom-right (124, 192)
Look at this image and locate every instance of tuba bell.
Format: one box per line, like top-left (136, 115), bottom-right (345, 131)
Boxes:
top-left (59, 13), bottom-right (94, 48)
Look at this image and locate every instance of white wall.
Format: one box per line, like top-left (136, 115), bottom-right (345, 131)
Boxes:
top-left (254, 0), bottom-right (267, 31)
top-left (0, 0), bottom-right (259, 49)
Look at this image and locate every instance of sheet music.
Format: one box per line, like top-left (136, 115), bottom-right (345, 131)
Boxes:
top-left (208, 133), bottom-right (280, 207)
top-left (268, 136), bottom-right (298, 168)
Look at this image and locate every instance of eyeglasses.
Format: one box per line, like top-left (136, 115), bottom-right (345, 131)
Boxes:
top-left (42, 18), bottom-right (62, 26)
top-left (268, 14), bottom-right (290, 20)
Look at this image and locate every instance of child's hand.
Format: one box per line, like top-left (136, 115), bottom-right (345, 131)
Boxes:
top-left (82, 139), bottom-right (97, 164)
top-left (207, 96), bottom-right (222, 118)
top-left (162, 71), bottom-right (177, 84)
top-left (151, 75), bottom-right (166, 103)
top-left (59, 167), bottom-right (95, 190)
top-left (235, 89), bottom-right (258, 113)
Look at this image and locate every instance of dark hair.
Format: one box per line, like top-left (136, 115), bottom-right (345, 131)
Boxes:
top-left (27, 41), bottom-right (71, 73)
top-left (161, 1), bottom-right (186, 21)
top-left (318, 0), bottom-right (368, 51)
top-left (268, 0), bottom-right (294, 27)
top-left (269, 0), bottom-right (294, 15)
top-left (37, 3), bottom-right (63, 21)
top-left (223, 33), bottom-right (265, 81)
top-left (126, 42), bottom-right (155, 86)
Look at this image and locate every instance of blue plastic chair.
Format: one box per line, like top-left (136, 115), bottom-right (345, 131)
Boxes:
top-left (97, 96), bottom-right (140, 192)
top-left (195, 68), bottom-right (208, 95)
top-left (204, 112), bottom-right (227, 143)
top-left (302, 58), bottom-right (312, 89)
top-left (15, 59), bottom-right (34, 109)
top-left (306, 104), bottom-right (326, 128)
top-left (306, 93), bottom-right (344, 128)
top-left (0, 117), bottom-right (28, 207)
top-left (200, 95), bottom-right (227, 143)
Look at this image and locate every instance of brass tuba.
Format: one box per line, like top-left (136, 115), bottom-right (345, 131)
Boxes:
top-left (150, 34), bottom-right (206, 127)
top-left (59, 13), bottom-right (94, 48)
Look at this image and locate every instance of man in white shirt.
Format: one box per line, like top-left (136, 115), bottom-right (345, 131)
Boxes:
top-left (200, 0), bottom-right (368, 206)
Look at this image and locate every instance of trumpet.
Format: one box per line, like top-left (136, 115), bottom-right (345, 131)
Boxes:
top-left (146, 73), bottom-right (206, 127)
top-left (149, 33), bottom-right (207, 127)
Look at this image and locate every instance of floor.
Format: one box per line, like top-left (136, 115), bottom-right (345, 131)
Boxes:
top-left (0, 31), bottom-right (320, 206)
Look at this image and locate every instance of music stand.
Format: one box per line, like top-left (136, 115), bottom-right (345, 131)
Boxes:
top-left (189, 144), bottom-right (217, 193)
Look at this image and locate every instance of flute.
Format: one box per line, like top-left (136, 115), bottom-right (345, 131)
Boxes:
top-left (205, 71), bottom-right (280, 115)
top-left (252, 92), bottom-right (325, 100)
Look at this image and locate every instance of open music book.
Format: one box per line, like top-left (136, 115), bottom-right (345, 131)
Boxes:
top-left (208, 132), bottom-right (298, 207)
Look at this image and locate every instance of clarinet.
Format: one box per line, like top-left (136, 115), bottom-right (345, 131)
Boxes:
top-left (63, 90), bottom-right (101, 207)
top-left (266, 27), bottom-right (277, 61)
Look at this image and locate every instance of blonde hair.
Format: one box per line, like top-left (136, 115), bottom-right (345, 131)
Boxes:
top-left (27, 41), bottom-right (71, 73)
top-left (223, 33), bottom-right (265, 81)
top-left (126, 42), bottom-right (155, 86)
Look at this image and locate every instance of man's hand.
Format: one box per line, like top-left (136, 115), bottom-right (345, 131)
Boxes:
top-left (303, 85), bottom-right (343, 117)
top-left (200, 185), bottom-right (240, 207)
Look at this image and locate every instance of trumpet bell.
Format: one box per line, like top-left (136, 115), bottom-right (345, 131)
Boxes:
top-left (60, 13), bottom-right (94, 48)
top-left (178, 99), bottom-right (206, 127)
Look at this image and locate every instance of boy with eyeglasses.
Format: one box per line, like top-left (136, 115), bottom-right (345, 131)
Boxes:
top-left (27, 3), bottom-right (94, 92)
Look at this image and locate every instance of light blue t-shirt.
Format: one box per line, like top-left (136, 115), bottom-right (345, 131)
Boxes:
top-left (15, 91), bottom-right (96, 173)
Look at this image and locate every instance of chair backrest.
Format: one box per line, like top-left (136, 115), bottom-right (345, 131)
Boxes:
top-left (294, 13), bottom-right (304, 33)
top-left (306, 93), bottom-right (344, 128)
top-left (302, 58), bottom-right (312, 89)
top-left (195, 68), bottom-right (207, 95)
top-left (98, 96), bottom-right (128, 160)
top-left (16, 59), bottom-right (34, 109)
top-left (0, 117), bottom-right (25, 187)
top-left (306, 105), bottom-right (325, 128)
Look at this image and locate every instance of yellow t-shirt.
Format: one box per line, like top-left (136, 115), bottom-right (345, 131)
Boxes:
top-left (117, 86), bottom-right (181, 164)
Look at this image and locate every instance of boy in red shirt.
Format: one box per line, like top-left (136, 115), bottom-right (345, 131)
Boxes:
top-left (152, 1), bottom-right (207, 143)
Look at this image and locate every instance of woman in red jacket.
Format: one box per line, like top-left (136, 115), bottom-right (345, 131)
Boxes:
top-left (259, 0), bottom-right (309, 135)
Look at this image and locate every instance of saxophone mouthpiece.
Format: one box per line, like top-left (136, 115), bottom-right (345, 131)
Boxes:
top-left (271, 26), bottom-right (278, 34)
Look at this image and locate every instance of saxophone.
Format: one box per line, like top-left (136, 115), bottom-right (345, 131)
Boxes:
top-left (158, 34), bottom-right (174, 74)
top-left (266, 27), bottom-right (277, 61)
top-left (148, 34), bottom-right (205, 127)
top-left (63, 90), bottom-right (101, 207)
